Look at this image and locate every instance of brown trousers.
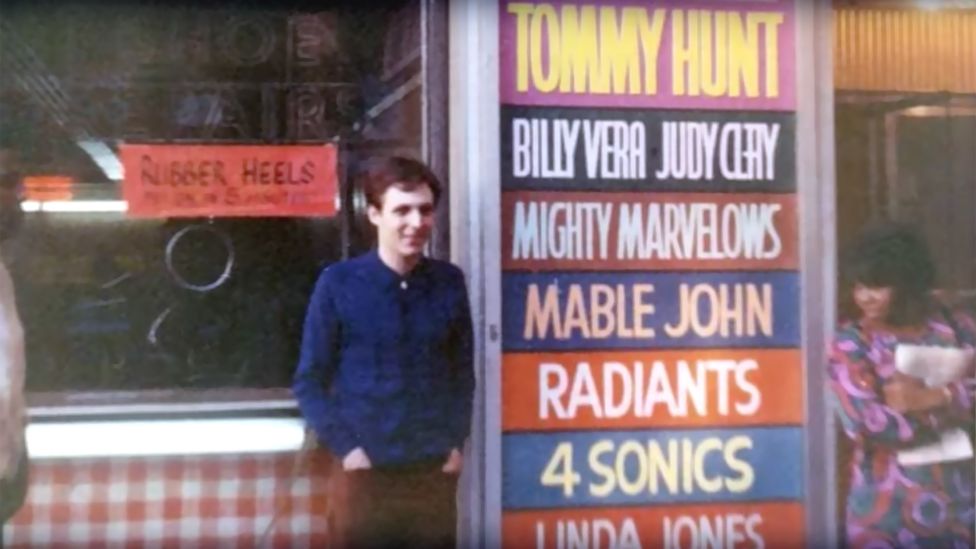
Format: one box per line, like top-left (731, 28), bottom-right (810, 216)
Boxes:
top-left (329, 458), bottom-right (458, 549)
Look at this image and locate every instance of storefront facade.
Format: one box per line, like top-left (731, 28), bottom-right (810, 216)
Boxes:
top-left (5, 0), bottom-right (975, 547)
top-left (3, 1), bottom-right (450, 545)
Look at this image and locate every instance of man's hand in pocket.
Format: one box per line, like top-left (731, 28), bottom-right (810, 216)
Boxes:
top-left (342, 447), bottom-right (372, 471)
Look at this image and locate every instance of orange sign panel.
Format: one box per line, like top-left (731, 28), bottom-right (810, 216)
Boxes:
top-left (121, 144), bottom-right (338, 218)
top-left (502, 349), bottom-right (803, 431)
top-left (503, 503), bottom-right (805, 549)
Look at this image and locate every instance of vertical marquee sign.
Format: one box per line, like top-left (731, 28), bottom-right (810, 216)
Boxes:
top-left (498, 1), bottom-right (804, 547)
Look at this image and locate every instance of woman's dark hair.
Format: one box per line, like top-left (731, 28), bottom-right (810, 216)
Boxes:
top-left (361, 156), bottom-right (442, 209)
top-left (841, 222), bottom-right (936, 326)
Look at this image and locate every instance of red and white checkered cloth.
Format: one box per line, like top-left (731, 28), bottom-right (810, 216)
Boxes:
top-left (4, 452), bottom-right (333, 548)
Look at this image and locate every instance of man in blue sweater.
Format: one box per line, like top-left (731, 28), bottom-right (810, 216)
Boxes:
top-left (293, 156), bottom-right (474, 548)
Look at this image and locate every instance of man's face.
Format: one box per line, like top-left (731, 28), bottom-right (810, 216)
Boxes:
top-left (367, 183), bottom-right (435, 261)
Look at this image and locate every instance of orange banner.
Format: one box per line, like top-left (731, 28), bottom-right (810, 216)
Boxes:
top-left (502, 349), bottom-right (803, 431)
top-left (503, 503), bottom-right (805, 549)
top-left (121, 144), bottom-right (338, 218)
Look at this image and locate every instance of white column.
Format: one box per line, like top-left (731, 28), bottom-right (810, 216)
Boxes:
top-left (449, 1), bottom-right (502, 547)
top-left (795, 0), bottom-right (840, 547)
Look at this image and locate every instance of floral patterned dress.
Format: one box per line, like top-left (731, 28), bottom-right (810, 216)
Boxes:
top-left (828, 311), bottom-right (975, 549)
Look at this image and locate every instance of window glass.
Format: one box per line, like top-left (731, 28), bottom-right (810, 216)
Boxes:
top-left (0, 0), bottom-right (431, 397)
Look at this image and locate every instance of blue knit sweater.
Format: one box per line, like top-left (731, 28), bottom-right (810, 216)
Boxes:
top-left (293, 251), bottom-right (474, 466)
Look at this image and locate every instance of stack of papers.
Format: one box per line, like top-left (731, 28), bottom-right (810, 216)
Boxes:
top-left (894, 344), bottom-right (974, 467)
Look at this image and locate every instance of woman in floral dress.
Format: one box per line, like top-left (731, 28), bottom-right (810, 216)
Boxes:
top-left (829, 224), bottom-right (975, 548)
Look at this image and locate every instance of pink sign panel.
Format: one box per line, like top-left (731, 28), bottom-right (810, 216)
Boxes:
top-left (499, 0), bottom-right (796, 111)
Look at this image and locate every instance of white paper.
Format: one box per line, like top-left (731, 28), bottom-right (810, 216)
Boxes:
top-left (897, 428), bottom-right (974, 467)
top-left (895, 344), bottom-right (974, 387)
top-left (894, 344), bottom-right (974, 466)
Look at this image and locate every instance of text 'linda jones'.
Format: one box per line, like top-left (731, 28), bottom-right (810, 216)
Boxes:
top-left (533, 513), bottom-right (766, 549)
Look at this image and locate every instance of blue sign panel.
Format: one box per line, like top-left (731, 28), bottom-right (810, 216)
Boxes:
top-left (502, 427), bottom-right (804, 509)
top-left (502, 271), bottom-right (800, 351)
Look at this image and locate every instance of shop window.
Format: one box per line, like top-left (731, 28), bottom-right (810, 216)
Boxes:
top-left (0, 0), bottom-right (446, 407)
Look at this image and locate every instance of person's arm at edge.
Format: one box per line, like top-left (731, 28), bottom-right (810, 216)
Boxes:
top-left (0, 261), bottom-right (26, 480)
top-left (933, 310), bottom-right (976, 425)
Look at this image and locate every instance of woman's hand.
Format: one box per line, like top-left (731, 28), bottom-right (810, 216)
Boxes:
top-left (883, 372), bottom-right (949, 413)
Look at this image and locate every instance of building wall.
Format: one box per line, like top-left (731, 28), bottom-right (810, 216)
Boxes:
top-left (834, 7), bottom-right (976, 93)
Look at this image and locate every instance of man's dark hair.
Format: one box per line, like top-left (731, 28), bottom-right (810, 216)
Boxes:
top-left (362, 156), bottom-right (442, 209)
top-left (841, 222), bottom-right (937, 326)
